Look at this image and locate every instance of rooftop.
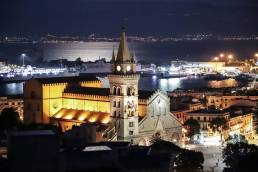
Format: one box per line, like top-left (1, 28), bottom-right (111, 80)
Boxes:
top-left (33, 75), bottom-right (99, 84)
top-left (63, 85), bottom-right (155, 99)
top-left (64, 86), bottom-right (110, 97)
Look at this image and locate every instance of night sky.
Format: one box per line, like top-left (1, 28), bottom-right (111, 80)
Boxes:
top-left (0, 0), bottom-right (258, 36)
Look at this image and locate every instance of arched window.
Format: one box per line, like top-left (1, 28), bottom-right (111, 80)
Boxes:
top-left (113, 111), bottom-right (116, 117)
top-left (113, 86), bottom-right (116, 95)
top-left (127, 87), bottom-right (135, 96)
top-left (113, 101), bottom-right (116, 107)
top-left (117, 100), bottom-right (120, 108)
top-left (117, 87), bottom-right (121, 95)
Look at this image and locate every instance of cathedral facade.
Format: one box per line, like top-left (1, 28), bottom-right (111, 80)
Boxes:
top-left (24, 30), bottom-right (182, 145)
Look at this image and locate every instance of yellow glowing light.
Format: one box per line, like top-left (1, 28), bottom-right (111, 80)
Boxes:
top-left (116, 65), bottom-right (121, 71)
top-left (64, 114), bottom-right (74, 120)
top-left (220, 53), bottom-right (224, 58)
top-left (78, 115), bottom-right (87, 121)
top-left (88, 116), bottom-right (97, 123)
top-left (228, 54), bottom-right (233, 59)
top-left (255, 53), bottom-right (258, 57)
top-left (101, 116), bottom-right (110, 124)
top-left (126, 65), bottom-right (131, 71)
top-left (182, 128), bottom-right (187, 133)
top-left (55, 113), bottom-right (63, 119)
top-left (214, 57), bottom-right (219, 61)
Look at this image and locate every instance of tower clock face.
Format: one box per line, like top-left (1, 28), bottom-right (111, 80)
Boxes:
top-left (126, 65), bottom-right (131, 71)
top-left (116, 65), bottom-right (121, 71)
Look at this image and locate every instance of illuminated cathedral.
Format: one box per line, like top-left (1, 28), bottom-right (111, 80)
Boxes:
top-left (24, 30), bottom-right (182, 145)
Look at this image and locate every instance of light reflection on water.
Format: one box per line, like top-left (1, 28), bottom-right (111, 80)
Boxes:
top-left (139, 76), bottom-right (242, 91)
top-left (0, 77), bottom-right (244, 96)
top-left (0, 82), bottom-right (24, 96)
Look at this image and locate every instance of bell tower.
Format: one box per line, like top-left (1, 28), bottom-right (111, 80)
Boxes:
top-left (108, 28), bottom-right (140, 141)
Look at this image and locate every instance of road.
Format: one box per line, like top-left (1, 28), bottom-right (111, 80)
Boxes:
top-left (187, 144), bottom-right (225, 172)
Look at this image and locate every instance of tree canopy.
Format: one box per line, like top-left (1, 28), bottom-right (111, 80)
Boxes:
top-left (150, 139), bottom-right (204, 172)
top-left (223, 142), bottom-right (258, 171)
top-left (183, 119), bottom-right (200, 138)
top-left (209, 117), bottom-right (227, 133)
top-left (150, 139), bottom-right (182, 154)
top-left (0, 108), bottom-right (21, 132)
top-left (175, 149), bottom-right (204, 172)
top-left (226, 134), bottom-right (247, 144)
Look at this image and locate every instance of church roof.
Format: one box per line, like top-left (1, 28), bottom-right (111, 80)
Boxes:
top-left (64, 87), bottom-right (110, 96)
top-left (116, 31), bottom-right (134, 62)
top-left (34, 75), bottom-right (99, 84)
top-left (52, 108), bottom-right (110, 124)
top-left (64, 86), bottom-right (154, 100)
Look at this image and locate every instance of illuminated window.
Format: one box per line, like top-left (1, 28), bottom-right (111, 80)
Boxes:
top-left (116, 65), bottom-right (121, 71)
top-left (126, 65), bottom-right (131, 71)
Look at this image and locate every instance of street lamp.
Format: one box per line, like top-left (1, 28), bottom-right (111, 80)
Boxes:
top-left (21, 53), bottom-right (26, 66)
top-left (228, 54), bottom-right (233, 59)
top-left (227, 54), bottom-right (234, 64)
top-left (220, 53), bottom-right (224, 58)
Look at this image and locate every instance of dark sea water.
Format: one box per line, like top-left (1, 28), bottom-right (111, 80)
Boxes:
top-left (0, 40), bottom-right (255, 96)
top-left (0, 40), bottom-right (258, 65)
top-left (0, 76), bottom-right (247, 97)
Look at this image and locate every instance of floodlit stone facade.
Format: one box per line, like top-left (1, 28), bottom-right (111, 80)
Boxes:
top-left (24, 30), bottom-right (182, 145)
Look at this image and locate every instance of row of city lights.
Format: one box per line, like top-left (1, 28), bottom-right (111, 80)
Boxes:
top-left (214, 53), bottom-right (258, 61)
top-left (213, 53), bottom-right (234, 61)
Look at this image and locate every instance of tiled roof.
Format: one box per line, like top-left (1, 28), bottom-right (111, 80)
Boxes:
top-left (64, 86), bottom-right (154, 99)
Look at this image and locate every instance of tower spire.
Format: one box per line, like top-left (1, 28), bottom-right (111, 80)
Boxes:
top-left (116, 29), bottom-right (134, 62)
top-left (111, 48), bottom-right (116, 62)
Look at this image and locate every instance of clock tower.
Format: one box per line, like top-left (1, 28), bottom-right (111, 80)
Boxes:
top-left (108, 28), bottom-right (140, 141)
